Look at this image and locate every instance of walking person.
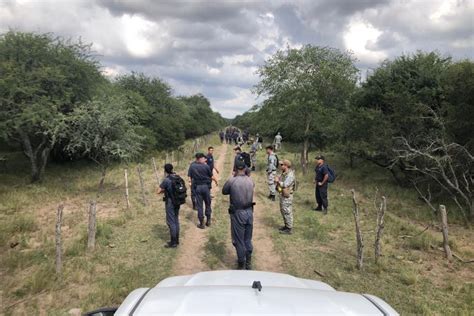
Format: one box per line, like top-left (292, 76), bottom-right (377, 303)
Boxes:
top-left (233, 146), bottom-right (251, 176)
top-left (266, 145), bottom-right (278, 201)
top-left (314, 155), bottom-right (329, 214)
top-left (222, 159), bottom-right (255, 270)
top-left (249, 140), bottom-right (258, 171)
top-left (157, 164), bottom-right (186, 248)
top-left (273, 132), bottom-right (282, 151)
top-left (188, 153), bottom-right (218, 228)
top-left (219, 130), bottom-right (225, 143)
top-left (275, 160), bottom-right (296, 234)
top-left (206, 146), bottom-right (220, 176)
top-left (256, 133), bottom-right (263, 150)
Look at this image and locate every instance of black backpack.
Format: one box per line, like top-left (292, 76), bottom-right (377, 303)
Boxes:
top-left (327, 165), bottom-right (336, 183)
top-left (274, 154), bottom-right (279, 168)
top-left (169, 175), bottom-right (187, 205)
top-left (240, 152), bottom-right (252, 168)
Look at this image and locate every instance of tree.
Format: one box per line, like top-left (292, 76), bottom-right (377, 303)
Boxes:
top-left (64, 95), bottom-right (144, 192)
top-left (254, 45), bottom-right (358, 173)
top-left (0, 31), bottom-right (102, 181)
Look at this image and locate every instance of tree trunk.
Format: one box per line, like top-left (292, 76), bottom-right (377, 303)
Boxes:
top-left (351, 189), bottom-right (364, 269)
top-left (18, 129), bottom-right (51, 182)
top-left (98, 167), bottom-right (107, 194)
top-left (374, 196), bottom-right (386, 263)
top-left (301, 138), bottom-right (309, 175)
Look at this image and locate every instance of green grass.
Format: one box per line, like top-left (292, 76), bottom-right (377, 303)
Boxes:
top-left (0, 135), bottom-right (220, 314)
top-left (250, 143), bottom-right (474, 315)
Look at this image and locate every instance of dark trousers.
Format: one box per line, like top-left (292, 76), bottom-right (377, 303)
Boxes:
top-left (195, 184), bottom-right (212, 221)
top-left (165, 201), bottom-right (180, 243)
top-left (316, 184), bottom-right (329, 210)
top-left (231, 209), bottom-right (253, 264)
top-left (191, 184), bottom-right (197, 209)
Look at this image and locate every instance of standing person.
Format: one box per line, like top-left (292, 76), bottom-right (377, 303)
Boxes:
top-left (249, 140), bottom-right (258, 171)
top-left (206, 146), bottom-right (220, 175)
top-left (157, 164), bottom-right (186, 248)
top-left (188, 153), bottom-right (218, 228)
top-left (266, 145), bottom-right (278, 201)
top-left (233, 146), bottom-right (251, 175)
top-left (219, 130), bottom-right (225, 143)
top-left (256, 133), bottom-right (263, 150)
top-left (222, 159), bottom-right (255, 270)
top-left (314, 155), bottom-right (329, 214)
top-left (274, 132), bottom-right (283, 151)
top-left (275, 160), bottom-right (296, 234)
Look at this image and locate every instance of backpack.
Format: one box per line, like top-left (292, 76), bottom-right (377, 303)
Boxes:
top-left (274, 154), bottom-right (279, 168)
top-left (327, 165), bottom-right (336, 183)
top-left (169, 175), bottom-right (187, 205)
top-left (240, 152), bottom-right (252, 168)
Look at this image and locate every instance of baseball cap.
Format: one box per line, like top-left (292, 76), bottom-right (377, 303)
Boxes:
top-left (315, 155), bottom-right (325, 160)
top-left (235, 158), bottom-right (247, 170)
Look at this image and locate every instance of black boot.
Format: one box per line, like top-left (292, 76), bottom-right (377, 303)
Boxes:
top-left (165, 238), bottom-right (178, 248)
top-left (197, 219), bottom-right (205, 229)
top-left (270, 195), bottom-right (276, 201)
top-left (237, 261), bottom-right (245, 270)
top-left (206, 217), bottom-right (212, 227)
top-left (176, 235), bottom-right (180, 245)
top-left (245, 254), bottom-right (252, 270)
top-left (278, 226), bottom-right (288, 231)
top-left (279, 227), bottom-right (292, 235)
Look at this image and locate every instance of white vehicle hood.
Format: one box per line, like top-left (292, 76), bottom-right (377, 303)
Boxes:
top-left (115, 270), bottom-right (398, 316)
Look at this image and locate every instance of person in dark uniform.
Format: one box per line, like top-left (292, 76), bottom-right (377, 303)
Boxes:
top-left (219, 131), bottom-right (225, 143)
top-left (314, 155), bottom-right (329, 214)
top-left (157, 164), bottom-right (181, 248)
top-left (206, 146), bottom-right (219, 175)
top-left (188, 153), bottom-right (218, 228)
top-left (232, 146), bottom-right (250, 176)
top-left (222, 159), bottom-right (255, 270)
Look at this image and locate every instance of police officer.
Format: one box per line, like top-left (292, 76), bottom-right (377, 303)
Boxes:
top-left (275, 159), bottom-right (296, 234)
top-left (206, 146), bottom-right (219, 175)
top-left (219, 130), bottom-right (225, 143)
top-left (157, 164), bottom-right (181, 248)
top-left (233, 146), bottom-right (250, 176)
top-left (188, 153), bottom-right (218, 228)
top-left (266, 145), bottom-right (278, 201)
top-left (222, 158), bottom-right (255, 270)
top-left (314, 155), bottom-right (329, 214)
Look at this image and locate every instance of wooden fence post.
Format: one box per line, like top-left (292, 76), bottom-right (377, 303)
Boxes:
top-left (137, 165), bottom-right (148, 206)
top-left (124, 169), bottom-right (131, 209)
top-left (55, 203), bottom-right (64, 274)
top-left (152, 158), bottom-right (160, 185)
top-left (374, 196), bottom-right (386, 263)
top-left (439, 205), bottom-right (452, 260)
top-left (87, 200), bottom-right (97, 251)
top-left (351, 189), bottom-right (364, 269)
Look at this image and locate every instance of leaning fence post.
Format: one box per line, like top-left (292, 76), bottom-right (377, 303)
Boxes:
top-left (152, 158), bottom-right (160, 185)
top-left (439, 205), bottom-right (452, 261)
top-left (137, 165), bottom-right (148, 206)
top-left (124, 169), bottom-right (131, 209)
top-left (87, 200), bottom-right (97, 251)
top-left (351, 189), bottom-right (364, 269)
top-left (374, 196), bottom-right (386, 263)
top-left (55, 203), bottom-right (64, 274)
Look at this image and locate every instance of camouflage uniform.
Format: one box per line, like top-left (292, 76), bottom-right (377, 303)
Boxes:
top-left (278, 169), bottom-right (295, 229)
top-left (267, 153), bottom-right (278, 196)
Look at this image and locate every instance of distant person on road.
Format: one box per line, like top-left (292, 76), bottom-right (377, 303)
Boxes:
top-left (274, 132), bottom-right (282, 151)
top-left (314, 155), bottom-right (329, 214)
top-left (233, 146), bottom-right (251, 176)
top-left (256, 133), bottom-right (263, 150)
top-left (266, 145), bottom-right (278, 201)
top-left (249, 140), bottom-right (258, 171)
top-left (206, 146), bottom-right (219, 176)
top-left (219, 131), bottom-right (225, 143)
top-left (188, 153), bottom-right (218, 228)
top-left (275, 159), bottom-right (296, 234)
top-left (222, 158), bottom-right (255, 270)
top-left (158, 164), bottom-right (186, 248)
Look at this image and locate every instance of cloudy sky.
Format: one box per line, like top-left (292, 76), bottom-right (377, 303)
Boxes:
top-left (1, 0), bottom-right (473, 118)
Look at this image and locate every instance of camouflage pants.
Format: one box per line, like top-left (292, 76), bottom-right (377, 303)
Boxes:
top-left (279, 194), bottom-right (293, 229)
top-left (267, 171), bottom-right (276, 195)
top-left (250, 153), bottom-right (257, 169)
top-left (274, 142), bottom-right (281, 151)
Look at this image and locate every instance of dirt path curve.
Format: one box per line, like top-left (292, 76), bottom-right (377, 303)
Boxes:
top-left (252, 193), bottom-right (284, 272)
top-left (172, 143), bottom-right (228, 275)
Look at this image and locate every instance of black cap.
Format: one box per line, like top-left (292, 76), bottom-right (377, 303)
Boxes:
top-left (195, 152), bottom-right (206, 159)
top-left (235, 158), bottom-right (247, 170)
top-left (315, 155), bottom-right (325, 160)
top-left (164, 163), bottom-right (174, 174)
top-left (233, 146), bottom-right (241, 151)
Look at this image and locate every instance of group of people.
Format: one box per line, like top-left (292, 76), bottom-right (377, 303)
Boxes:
top-left (157, 132), bottom-right (332, 270)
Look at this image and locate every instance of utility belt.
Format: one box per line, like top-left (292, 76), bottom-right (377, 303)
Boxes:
top-left (228, 202), bottom-right (255, 215)
top-left (193, 180), bottom-right (211, 187)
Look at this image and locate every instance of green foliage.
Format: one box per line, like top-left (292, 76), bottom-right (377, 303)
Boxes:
top-left (64, 95), bottom-right (144, 167)
top-left (0, 31), bottom-right (103, 181)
